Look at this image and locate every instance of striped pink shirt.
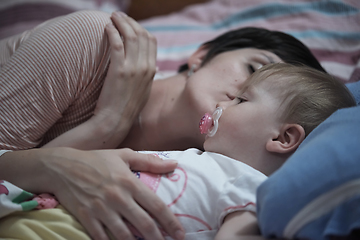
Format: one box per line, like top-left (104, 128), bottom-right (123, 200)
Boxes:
top-left (0, 10), bottom-right (112, 150)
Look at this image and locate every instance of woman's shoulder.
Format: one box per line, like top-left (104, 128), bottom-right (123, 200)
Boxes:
top-left (62, 10), bottom-right (111, 25)
top-left (26, 10), bottom-right (112, 58)
top-left (36, 10), bottom-right (111, 34)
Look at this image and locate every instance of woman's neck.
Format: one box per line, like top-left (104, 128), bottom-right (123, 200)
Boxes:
top-left (119, 72), bottom-right (204, 151)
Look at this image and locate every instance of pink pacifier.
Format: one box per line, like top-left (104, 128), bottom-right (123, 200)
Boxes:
top-left (199, 107), bottom-right (223, 137)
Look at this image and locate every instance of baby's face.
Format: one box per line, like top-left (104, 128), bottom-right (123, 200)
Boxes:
top-left (203, 80), bottom-right (283, 167)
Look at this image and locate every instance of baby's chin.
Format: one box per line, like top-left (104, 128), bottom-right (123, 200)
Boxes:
top-left (203, 143), bottom-right (239, 161)
top-left (202, 140), bottom-right (210, 152)
top-left (202, 140), bottom-right (218, 153)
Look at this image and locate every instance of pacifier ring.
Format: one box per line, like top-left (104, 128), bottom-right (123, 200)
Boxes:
top-left (199, 107), bottom-right (223, 137)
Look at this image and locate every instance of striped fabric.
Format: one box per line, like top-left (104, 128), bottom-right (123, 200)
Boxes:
top-left (139, 0), bottom-right (360, 83)
top-left (0, 10), bottom-right (112, 150)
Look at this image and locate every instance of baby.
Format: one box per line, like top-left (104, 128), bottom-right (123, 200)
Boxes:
top-left (130, 63), bottom-right (356, 239)
top-left (0, 63), bottom-right (356, 240)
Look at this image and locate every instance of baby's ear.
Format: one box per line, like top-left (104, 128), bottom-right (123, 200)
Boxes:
top-left (266, 124), bottom-right (305, 154)
top-left (187, 45), bottom-right (208, 70)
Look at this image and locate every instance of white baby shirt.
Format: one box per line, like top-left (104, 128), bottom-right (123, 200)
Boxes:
top-left (134, 148), bottom-right (267, 240)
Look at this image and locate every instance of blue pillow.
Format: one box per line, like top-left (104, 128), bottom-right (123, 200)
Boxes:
top-left (346, 81), bottom-right (360, 104)
top-left (257, 81), bottom-right (360, 240)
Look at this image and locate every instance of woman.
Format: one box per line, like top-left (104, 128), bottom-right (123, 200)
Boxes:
top-left (0, 10), bottom-right (325, 240)
top-left (0, 11), bottom-right (324, 152)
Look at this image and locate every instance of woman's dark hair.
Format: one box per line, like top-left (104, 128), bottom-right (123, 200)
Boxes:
top-left (178, 27), bottom-right (326, 73)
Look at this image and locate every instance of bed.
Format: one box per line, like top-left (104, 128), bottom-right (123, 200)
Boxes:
top-left (0, 0), bottom-right (359, 239)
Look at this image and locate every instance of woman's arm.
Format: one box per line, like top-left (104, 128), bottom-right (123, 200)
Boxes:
top-left (0, 11), bottom-right (110, 150)
top-left (215, 211), bottom-right (265, 240)
top-left (0, 148), bottom-right (184, 240)
top-left (43, 12), bottom-right (157, 150)
top-left (0, 11), bottom-right (156, 150)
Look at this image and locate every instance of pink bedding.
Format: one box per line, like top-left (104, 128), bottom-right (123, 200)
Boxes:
top-left (0, 0), bottom-right (359, 83)
top-left (138, 0), bottom-right (360, 83)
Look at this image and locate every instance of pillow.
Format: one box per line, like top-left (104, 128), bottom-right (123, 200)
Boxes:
top-left (347, 81), bottom-right (360, 105)
top-left (256, 81), bottom-right (360, 239)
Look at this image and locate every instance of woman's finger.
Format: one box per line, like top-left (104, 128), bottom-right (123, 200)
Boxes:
top-left (114, 176), bottom-right (170, 240)
top-left (146, 32), bottom-right (158, 79)
top-left (117, 200), bottom-right (165, 239)
top-left (91, 161), bottom-right (166, 240)
top-left (76, 207), bottom-right (110, 240)
top-left (110, 12), bottom-right (139, 67)
top-left (95, 200), bottom-right (136, 240)
top-left (118, 149), bottom-right (178, 173)
top-left (119, 13), bottom-right (149, 59)
top-left (116, 149), bottom-right (185, 240)
top-left (105, 22), bottom-right (125, 66)
top-left (134, 182), bottom-right (185, 240)
top-left (121, 14), bottom-right (157, 79)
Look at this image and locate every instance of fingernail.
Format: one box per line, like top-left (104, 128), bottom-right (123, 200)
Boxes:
top-left (175, 230), bottom-right (184, 240)
top-left (168, 160), bottom-right (178, 165)
top-left (111, 12), bottom-right (120, 18)
top-left (106, 23), bottom-right (115, 28)
top-left (115, 11), bottom-right (127, 17)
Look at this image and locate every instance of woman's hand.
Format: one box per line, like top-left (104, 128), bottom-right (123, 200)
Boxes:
top-left (43, 12), bottom-right (157, 150)
top-left (49, 148), bottom-right (183, 240)
top-left (93, 12), bottom-right (158, 146)
top-left (0, 148), bottom-right (184, 240)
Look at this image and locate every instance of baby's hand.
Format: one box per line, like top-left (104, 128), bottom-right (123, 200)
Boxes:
top-left (33, 193), bottom-right (59, 209)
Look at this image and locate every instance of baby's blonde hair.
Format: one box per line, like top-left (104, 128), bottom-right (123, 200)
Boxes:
top-left (241, 63), bottom-right (356, 136)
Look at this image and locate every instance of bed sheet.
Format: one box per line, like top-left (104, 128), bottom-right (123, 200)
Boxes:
top-left (1, 1), bottom-right (359, 83)
top-left (139, 0), bottom-right (360, 83)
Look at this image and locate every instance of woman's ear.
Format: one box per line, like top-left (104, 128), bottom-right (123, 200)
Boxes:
top-left (187, 45), bottom-right (209, 70)
top-left (266, 124), bottom-right (305, 154)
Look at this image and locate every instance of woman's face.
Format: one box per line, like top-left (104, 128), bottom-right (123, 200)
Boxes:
top-left (184, 48), bottom-right (282, 125)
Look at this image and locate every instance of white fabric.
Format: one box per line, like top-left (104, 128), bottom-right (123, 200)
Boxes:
top-left (137, 149), bottom-right (267, 239)
top-left (0, 180), bottom-right (37, 218)
top-left (0, 150), bottom-right (12, 157)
